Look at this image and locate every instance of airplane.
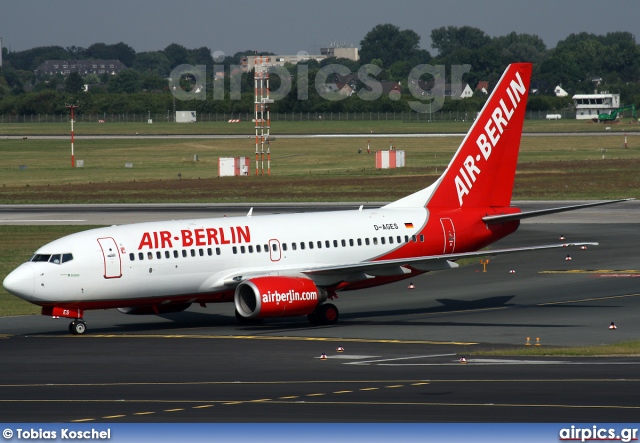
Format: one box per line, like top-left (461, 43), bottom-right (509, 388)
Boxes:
top-left (2, 63), bottom-right (631, 335)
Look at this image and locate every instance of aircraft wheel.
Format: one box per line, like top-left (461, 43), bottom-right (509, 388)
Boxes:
top-left (70, 320), bottom-right (87, 335)
top-left (308, 304), bottom-right (339, 326)
top-left (319, 303), bottom-right (339, 325)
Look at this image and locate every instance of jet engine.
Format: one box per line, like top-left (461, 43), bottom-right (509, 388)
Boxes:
top-left (234, 276), bottom-right (327, 319)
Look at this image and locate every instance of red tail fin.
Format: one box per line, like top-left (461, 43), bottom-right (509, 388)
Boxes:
top-left (427, 63), bottom-right (532, 209)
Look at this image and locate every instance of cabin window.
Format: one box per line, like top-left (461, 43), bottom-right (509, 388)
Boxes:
top-left (182, 250), bottom-right (187, 258)
top-left (207, 248), bottom-right (212, 256)
top-left (139, 252), bottom-right (144, 260)
top-left (357, 238), bottom-right (362, 246)
top-left (397, 236), bottom-right (402, 243)
top-left (272, 243), bottom-right (278, 251)
top-left (404, 235), bottom-right (409, 243)
top-left (325, 240), bottom-right (330, 248)
top-left (308, 241), bottom-right (314, 250)
top-left (300, 242), bottom-right (305, 250)
top-left (147, 252), bottom-right (153, 260)
top-left (165, 251), bottom-right (170, 259)
top-left (341, 240), bottom-right (346, 247)
top-left (256, 245), bottom-right (262, 253)
top-left (129, 253), bottom-right (135, 261)
top-left (240, 246), bottom-right (245, 254)
top-left (248, 245), bottom-right (254, 253)
top-left (282, 244), bottom-right (287, 251)
top-left (333, 240), bottom-right (338, 248)
top-left (174, 250), bottom-right (179, 258)
top-left (292, 243), bottom-right (297, 251)
top-left (381, 237), bottom-right (386, 245)
top-left (199, 249), bottom-right (204, 257)
top-left (264, 244), bottom-right (268, 252)
top-left (232, 246), bottom-right (237, 254)
top-left (216, 247), bottom-right (221, 255)
top-left (365, 238), bottom-right (370, 245)
top-left (412, 235), bottom-right (417, 242)
top-left (349, 239), bottom-right (354, 247)
top-left (389, 236), bottom-right (394, 244)
top-left (190, 249), bottom-right (196, 257)
top-left (420, 235), bottom-right (424, 242)
top-left (317, 241), bottom-right (322, 249)
top-left (373, 238), bottom-right (378, 245)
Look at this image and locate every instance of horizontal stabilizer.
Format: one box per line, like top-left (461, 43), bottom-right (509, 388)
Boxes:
top-left (483, 199), bottom-right (634, 224)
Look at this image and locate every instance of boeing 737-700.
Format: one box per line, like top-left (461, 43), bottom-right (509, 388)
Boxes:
top-left (2, 63), bottom-right (629, 334)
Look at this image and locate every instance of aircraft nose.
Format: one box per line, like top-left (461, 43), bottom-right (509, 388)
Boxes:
top-left (3, 263), bottom-right (35, 301)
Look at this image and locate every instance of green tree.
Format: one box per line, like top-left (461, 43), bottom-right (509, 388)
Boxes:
top-left (107, 69), bottom-right (142, 93)
top-left (431, 26), bottom-right (491, 57)
top-left (360, 24), bottom-right (431, 67)
top-left (133, 51), bottom-right (171, 76)
top-left (65, 72), bottom-right (84, 93)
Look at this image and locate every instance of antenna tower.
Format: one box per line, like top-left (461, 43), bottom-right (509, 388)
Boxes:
top-left (254, 57), bottom-right (273, 175)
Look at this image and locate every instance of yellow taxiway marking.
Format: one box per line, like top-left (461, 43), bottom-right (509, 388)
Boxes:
top-left (279, 396), bottom-right (299, 399)
top-left (102, 415), bottom-right (126, 419)
top-left (133, 411), bottom-right (155, 415)
top-left (36, 334), bottom-right (477, 346)
top-left (537, 293), bottom-right (640, 306)
top-left (192, 405), bottom-right (214, 409)
top-left (540, 270), bottom-right (640, 274)
top-left (250, 399), bottom-right (271, 402)
top-left (267, 400), bottom-right (640, 410)
top-left (360, 387), bottom-right (379, 391)
top-left (333, 390), bottom-right (352, 394)
top-left (163, 408), bottom-right (184, 412)
top-left (71, 418), bottom-right (95, 422)
top-left (412, 382), bottom-right (430, 386)
top-left (385, 385), bottom-right (404, 388)
top-left (222, 401), bottom-right (243, 405)
top-left (306, 393), bottom-right (325, 397)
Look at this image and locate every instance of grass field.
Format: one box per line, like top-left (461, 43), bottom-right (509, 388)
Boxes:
top-left (1, 118), bottom-right (639, 136)
top-left (1, 133), bottom-right (639, 203)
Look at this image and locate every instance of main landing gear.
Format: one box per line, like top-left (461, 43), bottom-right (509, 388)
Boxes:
top-left (69, 319), bottom-right (87, 335)
top-left (307, 303), bottom-right (339, 326)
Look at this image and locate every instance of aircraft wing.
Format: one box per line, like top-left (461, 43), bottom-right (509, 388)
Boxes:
top-left (483, 199), bottom-right (633, 224)
top-left (300, 242), bottom-right (597, 284)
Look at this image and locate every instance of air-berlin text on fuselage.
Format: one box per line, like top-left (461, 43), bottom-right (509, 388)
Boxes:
top-left (137, 226), bottom-right (251, 250)
top-left (262, 289), bottom-right (318, 305)
top-left (455, 70), bottom-right (526, 206)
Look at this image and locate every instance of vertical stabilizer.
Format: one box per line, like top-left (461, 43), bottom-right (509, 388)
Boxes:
top-left (428, 63), bottom-right (532, 209)
top-left (385, 63), bottom-right (531, 210)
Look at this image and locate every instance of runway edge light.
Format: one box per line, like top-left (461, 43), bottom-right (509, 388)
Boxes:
top-left (609, 322), bottom-right (617, 330)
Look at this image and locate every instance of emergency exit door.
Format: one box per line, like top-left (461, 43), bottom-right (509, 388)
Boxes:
top-left (440, 218), bottom-right (456, 254)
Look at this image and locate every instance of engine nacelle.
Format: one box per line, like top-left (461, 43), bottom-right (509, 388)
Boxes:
top-left (117, 303), bottom-right (191, 315)
top-left (234, 276), bottom-right (326, 319)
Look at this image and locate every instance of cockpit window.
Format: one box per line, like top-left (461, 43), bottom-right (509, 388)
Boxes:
top-left (30, 253), bottom-right (73, 264)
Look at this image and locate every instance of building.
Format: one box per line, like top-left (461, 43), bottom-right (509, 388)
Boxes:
top-left (320, 46), bottom-right (359, 61)
top-left (242, 47), bottom-right (358, 73)
top-left (572, 91), bottom-right (620, 120)
top-left (35, 60), bottom-right (127, 77)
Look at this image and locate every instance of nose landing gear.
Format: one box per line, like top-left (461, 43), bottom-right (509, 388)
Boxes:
top-left (69, 319), bottom-right (87, 335)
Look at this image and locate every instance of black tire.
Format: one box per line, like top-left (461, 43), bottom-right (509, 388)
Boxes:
top-left (70, 320), bottom-right (86, 335)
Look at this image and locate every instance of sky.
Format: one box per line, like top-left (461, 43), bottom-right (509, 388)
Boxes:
top-left (1, 0), bottom-right (639, 57)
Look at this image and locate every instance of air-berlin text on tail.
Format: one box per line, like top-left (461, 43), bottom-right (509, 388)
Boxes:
top-left (138, 226), bottom-right (251, 250)
top-left (455, 70), bottom-right (526, 206)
